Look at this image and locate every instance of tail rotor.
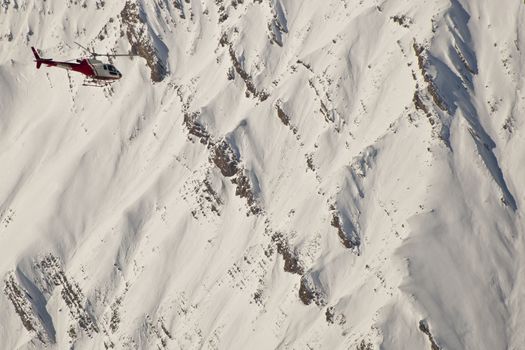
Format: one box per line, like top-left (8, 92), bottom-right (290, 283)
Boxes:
top-left (31, 47), bottom-right (42, 69)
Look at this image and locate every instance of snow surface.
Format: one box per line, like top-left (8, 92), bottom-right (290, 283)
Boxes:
top-left (1, 0), bottom-right (525, 349)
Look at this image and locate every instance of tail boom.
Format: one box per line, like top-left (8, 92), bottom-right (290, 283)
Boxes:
top-left (30, 47), bottom-right (95, 77)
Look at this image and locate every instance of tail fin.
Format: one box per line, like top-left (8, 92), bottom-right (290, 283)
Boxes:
top-left (31, 47), bottom-right (42, 69)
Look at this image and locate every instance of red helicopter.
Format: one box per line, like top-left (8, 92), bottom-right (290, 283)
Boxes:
top-left (31, 43), bottom-right (134, 86)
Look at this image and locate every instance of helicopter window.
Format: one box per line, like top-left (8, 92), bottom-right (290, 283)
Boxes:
top-left (103, 64), bottom-right (108, 70)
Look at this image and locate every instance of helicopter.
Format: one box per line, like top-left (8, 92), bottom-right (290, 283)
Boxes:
top-left (31, 42), bottom-right (135, 86)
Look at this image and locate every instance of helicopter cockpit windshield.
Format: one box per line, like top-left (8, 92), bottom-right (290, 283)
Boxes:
top-left (106, 64), bottom-right (121, 77)
top-left (102, 63), bottom-right (120, 76)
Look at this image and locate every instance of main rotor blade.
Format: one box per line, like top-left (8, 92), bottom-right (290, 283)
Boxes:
top-left (74, 42), bottom-right (136, 58)
top-left (108, 53), bottom-right (136, 57)
top-left (74, 41), bottom-right (92, 54)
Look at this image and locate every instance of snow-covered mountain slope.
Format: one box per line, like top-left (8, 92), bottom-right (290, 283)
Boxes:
top-left (1, 0), bottom-right (525, 349)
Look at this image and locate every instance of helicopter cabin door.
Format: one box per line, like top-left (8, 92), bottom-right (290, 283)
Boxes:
top-left (89, 60), bottom-right (115, 79)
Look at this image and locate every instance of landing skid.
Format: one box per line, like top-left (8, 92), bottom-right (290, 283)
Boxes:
top-left (82, 78), bottom-right (114, 87)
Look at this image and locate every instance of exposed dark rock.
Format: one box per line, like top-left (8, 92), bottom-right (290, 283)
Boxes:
top-left (413, 42), bottom-right (425, 71)
top-left (308, 78), bottom-right (336, 124)
top-left (265, 1), bottom-right (288, 46)
top-left (271, 232), bottom-right (304, 275)
top-left (227, 66), bottom-right (235, 80)
top-left (268, 18), bottom-right (286, 46)
top-left (356, 339), bottom-right (373, 350)
top-left (325, 305), bottom-right (346, 326)
top-left (216, 0), bottom-right (228, 23)
top-left (183, 111), bottom-right (210, 145)
top-left (297, 59), bottom-right (313, 72)
top-left (413, 91), bottom-right (435, 125)
top-left (231, 0), bottom-right (244, 9)
top-left (144, 315), bottom-right (172, 349)
top-left (109, 297), bottom-right (122, 333)
top-left (413, 91), bottom-right (428, 115)
top-left (160, 320), bottom-right (173, 340)
top-left (391, 14), bottom-right (412, 28)
top-left (426, 81), bottom-right (447, 112)
top-left (121, 1), bottom-right (167, 82)
top-left (211, 140), bottom-right (239, 177)
top-left (203, 178), bottom-right (223, 215)
top-left (252, 289), bottom-right (264, 306)
top-left (219, 32), bottom-right (229, 47)
top-left (455, 45), bottom-right (477, 75)
top-left (419, 320), bottom-right (440, 350)
top-left (173, 0), bottom-right (186, 18)
top-left (36, 254), bottom-right (99, 335)
top-left (306, 154), bottom-right (315, 171)
top-left (190, 175), bottom-right (223, 218)
top-left (276, 104), bottom-right (290, 126)
top-left (325, 306), bottom-right (335, 324)
top-left (228, 45), bottom-right (269, 101)
top-left (232, 170), bottom-right (261, 215)
top-left (299, 277), bottom-right (315, 305)
top-left (413, 42), bottom-right (447, 111)
top-left (298, 274), bottom-right (326, 306)
top-left (503, 116), bottom-right (514, 133)
top-left (4, 274), bottom-right (48, 343)
top-left (320, 100), bottom-right (332, 122)
top-left (209, 140), bottom-right (260, 215)
top-left (331, 212), bottom-right (360, 250)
